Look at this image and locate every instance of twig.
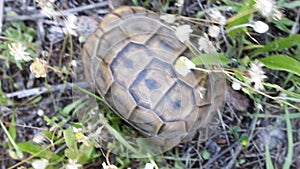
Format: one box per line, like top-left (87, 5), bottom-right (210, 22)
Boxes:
top-left (202, 141), bottom-right (240, 168)
top-left (224, 144), bottom-right (243, 169)
top-left (5, 82), bottom-right (89, 99)
top-left (291, 8), bottom-right (300, 34)
top-left (5, 2), bottom-right (109, 22)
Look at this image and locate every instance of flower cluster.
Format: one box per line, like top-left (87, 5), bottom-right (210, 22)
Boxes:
top-left (35, 0), bottom-right (56, 19)
top-left (8, 43), bottom-right (31, 61)
top-left (248, 61), bottom-right (267, 90)
top-left (254, 0), bottom-right (283, 20)
top-left (30, 58), bottom-right (48, 78)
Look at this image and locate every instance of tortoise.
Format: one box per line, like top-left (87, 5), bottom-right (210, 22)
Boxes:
top-left (82, 6), bottom-right (224, 146)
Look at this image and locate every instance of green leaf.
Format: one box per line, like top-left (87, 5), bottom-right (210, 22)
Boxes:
top-left (8, 114), bottom-right (16, 140)
top-left (28, 96), bottom-right (43, 105)
top-left (201, 150), bottom-right (211, 160)
top-left (191, 53), bottom-right (232, 66)
top-left (18, 142), bottom-right (60, 160)
top-left (64, 149), bottom-right (78, 160)
top-left (272, 19), bottom-right (291, 34)
top-left (63, 127), bottom-right (78, 152)
top-left (259, 55), bottom-right (300, 76)
top-left (78, 145), bottom-right (98, 164)
top-left (281, 1), bottom-right (300, 8)
top-left (251, 34), bottom-right (300, 56)
top-left (61, 99), bottom-right (83, 116)
top-left (225, 0), bottom-right (256, 38)
top-left (0, 120), bottom-right (23, 159)
top-left (103, 117), bottom-right (139, 155)
top-left (132, 0), bottom-right (138, 6)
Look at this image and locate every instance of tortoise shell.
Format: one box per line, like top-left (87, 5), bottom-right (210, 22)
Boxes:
top-left (82, 6), bottom-right (224, 145)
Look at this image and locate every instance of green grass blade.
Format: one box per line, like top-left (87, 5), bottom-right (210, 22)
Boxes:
top-left (265, 140), bottom-right (274, 169)
top-left (283, 107), bottom-right (293, 169)
top-left (0, 119), bottom-right (23, 158)
top-left (259, 55), bottom-right (300, 76)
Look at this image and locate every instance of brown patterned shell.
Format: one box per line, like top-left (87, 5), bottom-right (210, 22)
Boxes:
top-left (82, 6), bottom-right (224, 145)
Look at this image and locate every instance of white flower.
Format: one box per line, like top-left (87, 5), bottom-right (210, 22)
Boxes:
top-left (175, 0), bottom-right (184, 8)
top-left (72, 127), bottom-right (89, 146)
top-left (37, 109), bottom-right (44, 116)
top-left (33, 133), bottom-right (47, 144)
top-left (226, 21), bottom-right (269, 34)
top-left (64, 14), bottom-right (78, 36)
top-left (175, 56), bottom-right (195, 76)
top-left (272, 8), bottom-right (283, 21)
top-left (35, 0), bottom-right (56, 19)
top-left (208, 25), bottom-right (221, 38)
top-left (17, 166), bottom-right (26, 169)
top-left (254, 0), bottom-right (275, 18)
top-left (72, 127), bottom-right (82, 133)
top-left (70, 60), bottom-right (77, 67)
top-left (255, 103), bottom-right (264, 111)
top-left (174, 25), bottom-right (193, 43)
top-left (102, 162), bottom-right (118, 169)
top-left (65, 159), bottom-right (82, 169)
top-left (198, 36), bottom-right (216, 53)
top-left (252, 21), bottom-right (269, 33)
top-left (248, 61), bottom-right (267, 90)
top-left (29, 58), bottom-right (47, 78)
top-left (144, 163), bottom-right (155, 169)
top-left (32, 159), bottom-right (49, 169)
top-left (8, 43), bottom-right (32, 61)
top-left (232, 80), bottom-right (242, 90)
top-left (160, 14), bottom-right (176, 24)
top-left (208, 9), bottom-right (226, 25)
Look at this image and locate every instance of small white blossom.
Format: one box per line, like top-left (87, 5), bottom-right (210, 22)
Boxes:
top-left (144, 163), bottom-right (155, 169)
top-left (248, 61), bottom-right (267, 90)
top-left (226, 21), bottom-right (269, 34)
top-left (208, 25), bottom-right (221, 38)
top-left (70, 60), bottom-right (77, 67)
top-left (198, 36), bottom-right (216, 53)
top-left (160, 14), bottom-right (176, 24)
top-left (255, 103), bottom-right (264, 111)
top-left (208, 10), bottom-right (226, 25)
top-left (254, 0), bottom-right (275, 18)
top-left (65, 159), bottom-right (82, 169)
top-left (252, 21), bottom-right (269, 33)
top-left (232, 80), bottom-right (242, 90)
top-left (17, 167), bottom-right (26, 169)
top-left (72, 127), bottom-right (89, 146)
top-left (175, 0), bottom-right (184, 8)
top-left (37, 109), bottom-right (44, 116)
top-left (35, 0), bottom-right (56, 19)
top-left (175, 56), bottom-right (195, 76)
top-left (64, 14), bottom-right (78, 36)
top-left (174, 25), bottom-right (193, 43)
top-left (72, 127), bottom-right (82, 133)
top-left (33, 133), bottom-right (47, 144)
top-left (102, 162), bottom-right (118, 169)
top-left (272, 9), bottom-right (283, 21)
top-left (32, 159), bottom-right (49, 169)
top-left (8, 43), bottom-right (32, 61)
top-left (29, 58), bottom-right (47, 78)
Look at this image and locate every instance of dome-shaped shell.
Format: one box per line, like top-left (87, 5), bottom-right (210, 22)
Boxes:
top-left (82, 6), bottom-right (224, 145)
